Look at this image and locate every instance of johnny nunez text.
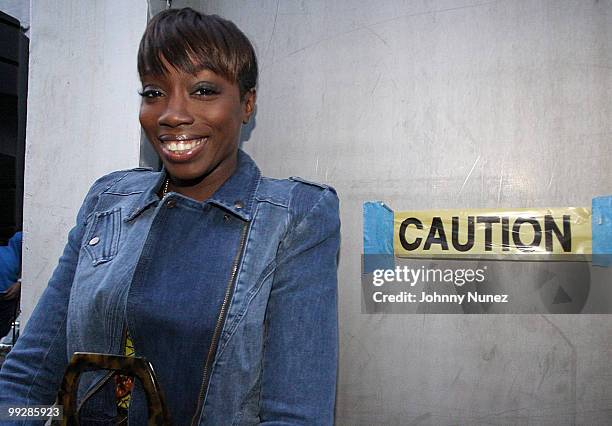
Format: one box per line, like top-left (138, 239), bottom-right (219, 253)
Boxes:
top-left (372, 291), bottom-right (509, 304)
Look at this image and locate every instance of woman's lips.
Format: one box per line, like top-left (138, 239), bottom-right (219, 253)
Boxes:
top-left (158, 136), bottom-right (208, 162)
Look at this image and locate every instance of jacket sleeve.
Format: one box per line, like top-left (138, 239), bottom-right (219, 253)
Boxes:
top-left (0, 178), bottom-right (104, 413)
top-left (258, 185), bottom-right (340, 425)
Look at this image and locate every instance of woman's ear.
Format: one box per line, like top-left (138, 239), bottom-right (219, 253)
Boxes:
top-left (242, 89), bottom-right (257, 124)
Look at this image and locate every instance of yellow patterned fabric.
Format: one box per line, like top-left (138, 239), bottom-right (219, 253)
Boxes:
top-left (115, 330), bottom-right (135, 409)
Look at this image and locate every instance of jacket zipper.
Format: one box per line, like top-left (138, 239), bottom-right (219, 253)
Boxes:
top-left (190, 222), bottom-right (250, 426)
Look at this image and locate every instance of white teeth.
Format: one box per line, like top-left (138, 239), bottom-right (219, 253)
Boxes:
top-left (165, 138), bottom-right (205, 153)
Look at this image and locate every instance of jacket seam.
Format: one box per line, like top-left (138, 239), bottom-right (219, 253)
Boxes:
top-left (253, 196), bottom-right (289, 208)
top-left (246, 168), bottom-right (262, 216)
top-left (289, 175), bottom-right (330, 189)
top-left (24, 315), bottom-right (67, 406)
top-left (277, 187), bottom-right (332, 265)
top-left (256, 294), bottom-right (271, 422)
top-left (217, 263), bottom-right (276, 361)
top-left (99, 171), bottom-right (132, 194)
top-left (103, 190), bottom-right (145, 196)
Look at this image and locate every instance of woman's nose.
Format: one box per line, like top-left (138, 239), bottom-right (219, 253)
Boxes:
top-left (158, 96), bottom-right (194, 127)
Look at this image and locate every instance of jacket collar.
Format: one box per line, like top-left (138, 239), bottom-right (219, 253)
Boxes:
top-left (125, 150), bottom-right (261, 222)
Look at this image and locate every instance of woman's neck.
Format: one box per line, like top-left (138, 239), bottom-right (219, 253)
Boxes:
top-left (164, 155), bottom-right (238, 203)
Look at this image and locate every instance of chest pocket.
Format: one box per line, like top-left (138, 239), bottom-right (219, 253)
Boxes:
top-left (83, 208), bottom-right (122, 266)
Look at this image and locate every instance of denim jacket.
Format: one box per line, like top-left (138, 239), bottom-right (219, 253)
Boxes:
top-left (0, 150), bottom-right (340, 425)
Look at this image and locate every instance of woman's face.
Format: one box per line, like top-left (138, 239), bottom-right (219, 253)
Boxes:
top-left (139, 59), bottom-right (255, 189)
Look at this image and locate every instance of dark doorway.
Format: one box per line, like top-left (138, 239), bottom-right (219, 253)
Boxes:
top-left (0, 11), bottom-right (28, 245)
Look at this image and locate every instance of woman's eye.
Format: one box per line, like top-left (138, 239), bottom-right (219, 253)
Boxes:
top-left (139, 89), bottom-right (163, 98)
top-left (193, 87), bottom-right (218, 97)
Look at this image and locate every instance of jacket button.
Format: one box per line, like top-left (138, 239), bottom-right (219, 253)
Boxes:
top-left (234, 200), bottom-right (243, 209)
top-left (89, 236), bottom-right (100, 246)
top-left (166, 199), bottom-right (176, 208)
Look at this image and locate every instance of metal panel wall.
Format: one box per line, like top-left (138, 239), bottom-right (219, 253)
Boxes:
top-left (201, 1), bottom-right (612, 424)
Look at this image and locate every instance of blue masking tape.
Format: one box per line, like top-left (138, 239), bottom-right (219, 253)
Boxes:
top-left (363, 201), bottom-right (395, 273)
top-left (592, 195), bottom-right (612, 267)
top-left (363, 201), bottom-right (394, 254)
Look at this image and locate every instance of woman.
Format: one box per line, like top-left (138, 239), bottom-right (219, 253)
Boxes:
top-left (0, 8), bottom-right (340, 425)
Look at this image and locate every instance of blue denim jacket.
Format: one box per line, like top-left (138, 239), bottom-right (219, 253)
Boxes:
top-left (0, 150), bottom-right (340, 425)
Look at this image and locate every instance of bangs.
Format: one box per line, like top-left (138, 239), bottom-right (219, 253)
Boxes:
top-left (137, 8), bottom-right (257, 96)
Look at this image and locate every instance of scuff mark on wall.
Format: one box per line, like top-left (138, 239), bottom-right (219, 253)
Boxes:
top-left (458, 154), bottom-right (481, 197)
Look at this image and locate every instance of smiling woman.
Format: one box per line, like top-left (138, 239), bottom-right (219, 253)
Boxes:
top-left (139, 61), bottom-right (254, 201)
top-left (138, 10), bottom-right (257, 201)
top-left (0, 8), bottom-right (340, 426)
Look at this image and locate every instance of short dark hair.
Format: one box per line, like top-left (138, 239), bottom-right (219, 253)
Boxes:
top-left (137, 8), bottom-right (258, 98)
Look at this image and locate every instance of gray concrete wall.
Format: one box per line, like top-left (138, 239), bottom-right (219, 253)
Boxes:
top-left (21, 1), bottom-right (147, 324)
top-left (201, 1), bottom-right (612, 424)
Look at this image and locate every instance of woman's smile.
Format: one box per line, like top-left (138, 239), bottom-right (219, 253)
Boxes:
top-left (158, 135), bottom-right (208, 162)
